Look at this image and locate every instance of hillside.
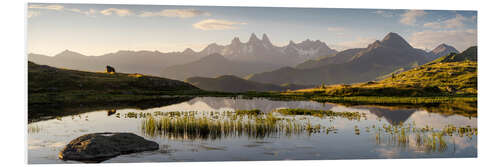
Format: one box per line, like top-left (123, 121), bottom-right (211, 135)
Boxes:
top-left (161, 54), bottom-right (279, 80)
top-left (295, 48), bottom-right (364, 69)
top-left (289, 46), bottom-right (478, 97)
top-left (186, 75), bottom-right (310, 93)
top-left (28, 61), bottom-right (199, 105)
top-left (248, 32), bottom-right (431, 85)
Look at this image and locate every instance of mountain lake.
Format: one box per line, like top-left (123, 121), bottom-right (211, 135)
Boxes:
top-left (28, 97), bottom-right (477, 163)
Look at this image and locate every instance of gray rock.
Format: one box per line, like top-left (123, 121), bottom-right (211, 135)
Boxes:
top-left (59, 132), bottom-right (159, 163)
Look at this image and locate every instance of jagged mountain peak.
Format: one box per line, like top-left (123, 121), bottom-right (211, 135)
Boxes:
top-left (429, 43), bottom-right (459, 59)
top-left (248, 33), bottom-right (260, 43)
top-left (55, 49), bottom-right (86, 57)
top-left (182, 48), bottom-right (196, 54)
top-left (380, 32), bottom-right (413, 49)
top-left (262, 33), bottom-right (270, 42)
top-left (432, 43), bottom-right (458, 53)
top-left (231, 37), bottom-right (242, 45)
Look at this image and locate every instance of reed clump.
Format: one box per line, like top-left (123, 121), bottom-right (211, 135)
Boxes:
top-left (275, 108), bottom-right (365, 120)
top-left (141, 112), bottom-right (312, 140)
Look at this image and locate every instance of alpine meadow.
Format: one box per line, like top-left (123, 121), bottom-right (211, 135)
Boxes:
top-left (27, 3), bottom-right (477, 164)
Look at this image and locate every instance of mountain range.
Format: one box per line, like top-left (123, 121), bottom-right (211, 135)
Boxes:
top-left (28, 32), bottom-right (462, 93)
top-left (247, 32), bottom-right (459, 86)
top-left (28, 33), bottom-right (337, 77)
top-left (28, 49), bottom-right (203, 76)
top-left (161, 54), bottom-right (279, 80)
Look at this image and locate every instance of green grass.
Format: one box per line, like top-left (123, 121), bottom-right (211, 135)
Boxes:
top-left (310, 96), bottom-right (476, 105)
top-left (141, 113), bottom-right (295, 139)
top-left (275, 108), bottom-right (365, 120)
top-left (28, 61), bottom-right (198, 106)
top-left (287, 61), bottom-right (477, 97)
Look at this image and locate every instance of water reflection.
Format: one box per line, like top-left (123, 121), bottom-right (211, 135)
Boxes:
top-left (28, 97), bottom-right (477, 164)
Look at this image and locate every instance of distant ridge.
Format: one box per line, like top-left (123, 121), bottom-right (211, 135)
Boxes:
top-left (186, 75), bottom-right (311, 93)
top-left (28, 33), bottom-right (337, 77)
top-left (161, 53), bottom-right (279, 80)
top-left (248, 32), bottom-right (434, 85)
top-left (429, 44), bottom-right (459, 60)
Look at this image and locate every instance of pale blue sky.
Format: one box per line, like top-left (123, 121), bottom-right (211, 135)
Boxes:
top-left (27, 3), bottom-right (477, 56)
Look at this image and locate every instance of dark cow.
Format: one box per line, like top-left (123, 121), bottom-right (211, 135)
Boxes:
top-left (106, 65), bottom-right (116, 73)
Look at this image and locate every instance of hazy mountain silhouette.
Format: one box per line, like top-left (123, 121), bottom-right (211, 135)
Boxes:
top-left (198, 33), bottom-right (337, 66)
top-left (186, 75), bottom-right (311, 92)
top-left (28, 49), bottom-right (203, 76)
top-left (428, 43), bottom-right (459, 60)
top-left (161, 54), bottom-right (279, 80)
top-left (28, 33), bottom-right (337, 77)
top-left (247, 32), bottom-right (433, 85)
top-left (434, 46), bottom-right (477, 63)
top-left (295, 48), bottom-right (364, 69)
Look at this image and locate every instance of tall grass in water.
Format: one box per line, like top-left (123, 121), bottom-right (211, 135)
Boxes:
top-left (28, 124), bottom-right (41, 133)
top-left (374, 123), bottom-right (476, 153)
top-left (275, 108), bottom-right (365, 120)
top-left (140, 109), bottom-right (476, 153)
top-left (141, 113), bottom-right (307, 140)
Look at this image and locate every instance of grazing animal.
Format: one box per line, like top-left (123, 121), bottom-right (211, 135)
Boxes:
top-left (107, 109), bottom-right (117, 116)
top-left (106, 65), bottom-right (116, 73)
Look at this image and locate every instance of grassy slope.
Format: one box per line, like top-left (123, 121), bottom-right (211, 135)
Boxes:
top-left (28, 61), bottom-right (199, 105)
top-left (288, 46), bottom-right (477, 97)
top-left (287, 61), bottom-right (476, 97)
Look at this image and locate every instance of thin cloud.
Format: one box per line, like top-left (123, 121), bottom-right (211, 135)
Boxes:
top-left (400, 10), bottom-right (426, 25)
top-left (139, 9), bottom-right (210, 18)
top-left (67, 8), bottom-right (96, 16)
top-left (28, 4), bottom-right (209, 18)
top-left (423, 14), bottom-right (468, 29)
top-left (193, 19), bottom-right (247, 31)
top-left (28, 4), bottom-right (64, 11)
top-left (409, 29), bottom-right (477, 51)
top-left (28, 4), bottom-right (96, 16)
top-left (100, 8), bottom-right (134, 16)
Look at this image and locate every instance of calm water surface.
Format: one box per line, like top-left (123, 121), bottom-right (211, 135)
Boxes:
top-left (28, 97), bottom-right (477, 164)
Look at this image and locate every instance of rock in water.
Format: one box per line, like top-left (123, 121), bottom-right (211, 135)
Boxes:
top-left (59, 132), bottom-right (159, 163)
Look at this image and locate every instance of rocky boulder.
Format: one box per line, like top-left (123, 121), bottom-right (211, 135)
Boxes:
top-left (59, 132), bottom-right (159, 163)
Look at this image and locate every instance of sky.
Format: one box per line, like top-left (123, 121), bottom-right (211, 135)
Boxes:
top-left (27, 3), bottom-right (477, 56)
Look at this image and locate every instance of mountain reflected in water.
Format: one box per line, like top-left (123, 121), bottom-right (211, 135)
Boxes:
top-left (28, 97), bottom-right (476, 163)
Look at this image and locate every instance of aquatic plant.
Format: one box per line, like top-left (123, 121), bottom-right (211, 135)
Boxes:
top-left (275, 108), bottom-right (365, 120)
top-left (28, 124), bottom-right (41, 133)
